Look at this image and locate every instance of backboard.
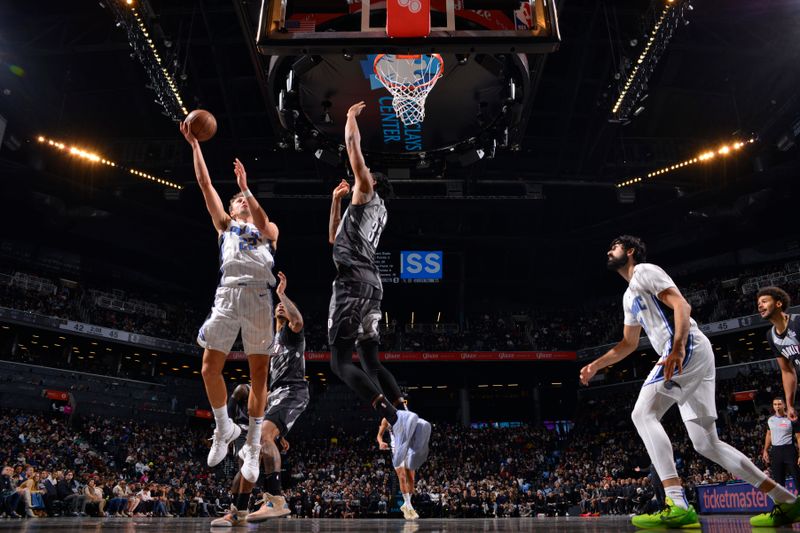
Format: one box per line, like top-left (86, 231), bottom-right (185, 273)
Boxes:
top-left (256, 0), bottom-right (560, 55)
top-left (258, 0), bottom-right (561, 170)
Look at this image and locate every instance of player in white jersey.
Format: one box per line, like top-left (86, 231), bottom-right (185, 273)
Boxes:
top-left (580, 235), bottom-right (800, 528)
top-left (180, 122), bottom-right (278, 487)
top-left (376, 409), bottom-right (432, 520)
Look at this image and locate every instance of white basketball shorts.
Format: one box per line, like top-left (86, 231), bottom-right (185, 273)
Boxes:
top-left (197, 286), bottom-right (273, 355)
top-left (639, 332), bottom-right (717, 422)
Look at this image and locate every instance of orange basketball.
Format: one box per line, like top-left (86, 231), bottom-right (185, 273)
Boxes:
top-left (185, 109), bottom-right (217, 142)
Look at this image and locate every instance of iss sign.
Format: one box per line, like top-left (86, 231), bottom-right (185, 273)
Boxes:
top-left (400, 251), bottom-right (443, 280)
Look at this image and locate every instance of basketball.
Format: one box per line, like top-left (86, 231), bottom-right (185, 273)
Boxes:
top-left (184, 109), bottom-right (217, 142)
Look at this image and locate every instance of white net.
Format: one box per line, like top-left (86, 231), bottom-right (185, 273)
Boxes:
top-left (374, 54), bottom-right (443, 126)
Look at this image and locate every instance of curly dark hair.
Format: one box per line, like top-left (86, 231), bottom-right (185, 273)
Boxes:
top-left (372, 171), bottom-right (395, 200)
top-left (757, 286), bottom-right (791, 311)
top-left (610, 235), bottom-right (647, 263)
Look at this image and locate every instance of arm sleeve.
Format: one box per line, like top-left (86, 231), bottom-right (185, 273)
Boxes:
top-left (287, 328), bottom-right (303, 345)
top-left (637, 264), bottom-right (678, 296)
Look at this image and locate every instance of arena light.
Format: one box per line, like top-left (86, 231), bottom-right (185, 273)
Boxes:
top-left (616, 138), bottom-right (755, 188)
top-left (37, 135), bottom-right (183, 190)
top-left (109, 0), bottom-right (188, 119)
top-left (610, 0), bottom-right (691, 121)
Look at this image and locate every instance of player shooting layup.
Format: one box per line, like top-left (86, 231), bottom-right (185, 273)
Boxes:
top-left (181, 122), bottom-right (277, 486)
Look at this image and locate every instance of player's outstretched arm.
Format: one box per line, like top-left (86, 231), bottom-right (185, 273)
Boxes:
top-left (777, 356), bottom-right (798, 420)
top-left (233, 158), bottom-right (279, 243)
top-left (345, 101), bottom-right (373, 205)
top-left (180, 122), bottom-right (230, 232)
top-left (579, 324), bottom-right (641, 385)
top-left (275, 271), bottom-right (303, 333)
top-left (329, 179), bottom-right (350, 244)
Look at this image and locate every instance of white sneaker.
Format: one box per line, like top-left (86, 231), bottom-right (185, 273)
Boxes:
top-left (209, 505), bottom-right (246, 527)
top-left (237, 442), bottom-right (261, 483)
top-left (400, 503), bottom-right (417, 520)
top-left (246, 494), bottom-right (291, 522)
top-left (207, 423), bottom-right (241, 467)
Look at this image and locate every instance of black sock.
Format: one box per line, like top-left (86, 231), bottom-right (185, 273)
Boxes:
top-left (264, 472), bottom-right (281, 496)
top-left (235, 492), bottom-right (249, 510)
top-left (374, 394), bottom-right (398, 425)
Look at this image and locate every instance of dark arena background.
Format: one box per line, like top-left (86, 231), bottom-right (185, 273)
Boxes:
top-left (0, 0), bottom-right (799, 532)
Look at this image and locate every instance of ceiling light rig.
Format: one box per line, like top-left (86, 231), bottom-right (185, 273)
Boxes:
top-left (616, 138), bottom-right (755, 188)
top-left (610, 0), bottom-right (692, 122)
top-left (36, 135), bottom-right (183, 190)
top-left (108, 0), bottom-right (188, 119)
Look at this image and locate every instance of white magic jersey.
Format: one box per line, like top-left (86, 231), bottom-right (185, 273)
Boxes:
top-left (623, 264), bottom-right (708, 383)
top-left (218, 219), bottom-right (276, 287)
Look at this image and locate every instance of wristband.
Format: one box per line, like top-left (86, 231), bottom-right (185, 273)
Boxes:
top-left (242, 189), bottom-right (254, 199)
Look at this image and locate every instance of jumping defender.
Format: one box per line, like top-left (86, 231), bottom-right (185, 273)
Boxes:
top-left (327, 101), bottom-right (428, 470)
top-left (181, 122), bottom-right (277, 485)
top-left (580, 236), bottom-right (800, 528)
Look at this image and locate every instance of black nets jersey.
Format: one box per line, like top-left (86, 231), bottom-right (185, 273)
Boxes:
top-left (269, 326), bottom-right (306, 389)
top-left (332, 193), bottom-right (387, 289)
top-left (767, 314), bottom-right (800, 371)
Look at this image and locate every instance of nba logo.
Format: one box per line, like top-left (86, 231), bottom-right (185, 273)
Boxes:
top-left (387, 0), bottom-right (430, 38)
top-left (515, 3), bottom-right (532, 30)
top-left (397, 0), bottom-right (422, 14)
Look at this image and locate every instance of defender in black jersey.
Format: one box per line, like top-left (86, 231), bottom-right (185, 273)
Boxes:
top-left (758, 286), bottom-right (800, 421)
top-left (327, 101), bottom-right (427, 469)
top-left (212, 271), bottom-right (308, 526)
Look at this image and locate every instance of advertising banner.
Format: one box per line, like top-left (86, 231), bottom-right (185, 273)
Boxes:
top-left (697, 480), bottom-right (796, 514)
top-left (227, 350), bottom-right (576, 362)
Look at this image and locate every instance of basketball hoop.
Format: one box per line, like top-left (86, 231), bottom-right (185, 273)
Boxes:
top-left (373, 54), bottom-right (443, 126)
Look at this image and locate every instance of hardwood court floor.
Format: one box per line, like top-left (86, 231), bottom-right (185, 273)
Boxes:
top-left (0, 515), bottom-right (788, 532)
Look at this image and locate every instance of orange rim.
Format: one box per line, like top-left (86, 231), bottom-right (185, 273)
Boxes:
top-left (373, 53), bottom-right (443, 90)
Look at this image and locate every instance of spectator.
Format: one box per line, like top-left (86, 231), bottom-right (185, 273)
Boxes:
top-left (59, 471), bottom-right (86, 516)
top-left (1, 465), bottom-right (21, 519)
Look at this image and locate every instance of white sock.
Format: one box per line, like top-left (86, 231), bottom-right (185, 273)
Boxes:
top-left (247, 416), bottom-right (263, 446)
top-left (768, 484), bottom-right (796, 504)
top-left (212, 406), bottom-right (231, 432)
top-left (403, 493), bottom-right (412, 506)
top-left (664, 486), bottom-right (689, 510)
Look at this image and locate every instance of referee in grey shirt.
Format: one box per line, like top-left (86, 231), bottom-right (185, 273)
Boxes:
top-left (763, 397), bottom-right (800, 487)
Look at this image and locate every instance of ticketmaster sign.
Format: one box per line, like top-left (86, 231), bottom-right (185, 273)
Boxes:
top-left (697, 480), bottom-right (796, 513)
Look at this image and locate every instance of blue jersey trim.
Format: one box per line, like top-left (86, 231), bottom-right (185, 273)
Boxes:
top-left (650, 294), bottom-right (674, 337)
top-left (643, 333), bottom-right (695, 386)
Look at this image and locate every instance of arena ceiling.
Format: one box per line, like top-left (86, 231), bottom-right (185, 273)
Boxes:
top-left (0, 0), bottom-right (798, 301)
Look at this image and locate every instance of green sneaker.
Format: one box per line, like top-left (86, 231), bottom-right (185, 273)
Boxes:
top-left (750, 497), bottom-right (800, 527)
top-left (631, 497), bottom-right (701, 529)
